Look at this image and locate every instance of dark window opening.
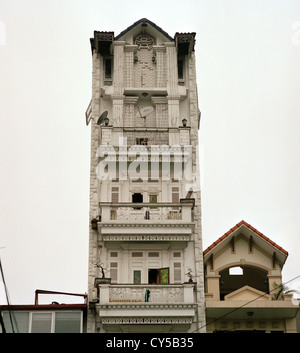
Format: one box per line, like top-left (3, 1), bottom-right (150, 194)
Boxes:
top-left (178, 59), bottom-right (184, 79)
top-left (132, 193), bottom-right (143, 209)
top-left (148, 268), bottom-right (169, 284)
top-left (136, 138), bottom-right (148, 146)
top-left (104, 58), bottom-right (112, 79)
top-left (132, 193), bottom-right (143, 203)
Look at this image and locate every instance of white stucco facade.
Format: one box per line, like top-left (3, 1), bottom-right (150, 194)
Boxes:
top-left (86, 19), bottom-right (206, 333)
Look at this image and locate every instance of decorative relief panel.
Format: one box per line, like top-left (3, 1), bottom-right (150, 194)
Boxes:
top-left (135, 33), bottom-right (155, 50)
top-left (134, 33), bottom-right (156, 87)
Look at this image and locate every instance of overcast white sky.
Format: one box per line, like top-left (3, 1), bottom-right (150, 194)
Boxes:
top-left (0, 0), bottom-right (300, 304)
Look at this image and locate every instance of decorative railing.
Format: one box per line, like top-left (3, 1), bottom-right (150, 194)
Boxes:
top-left (99, 200), bottom-right (194, 223)
top-left (110, 207), bottom-right (182, 221)
top-left (93, 283), bottom-right (195, 305)
top-left (109, 285), bottom-right (184, 303)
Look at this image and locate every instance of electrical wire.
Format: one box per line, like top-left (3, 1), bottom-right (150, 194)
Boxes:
top-left (0, 257), bottom-right (15, 333)
top-left (192, 274), bottom-right (300, 333)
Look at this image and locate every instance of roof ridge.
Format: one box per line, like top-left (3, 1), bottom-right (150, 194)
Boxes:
top-left (115, 18), bottom-right (173, 41)
top-left (203, 220), bottom-right (288, 256)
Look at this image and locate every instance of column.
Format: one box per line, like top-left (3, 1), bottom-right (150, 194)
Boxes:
top-left (112, 41), bottom-right (125, 126)
top-left (151, 96), bottom-right (167, 127)
top-left (124, 45), bottom-right (137, 87)
top-left (165, 42), bottom-right (180, 127)
top-left (124, 96), bottom-right (139, 127)
top-left (153, 46), bottom-right (166, 87)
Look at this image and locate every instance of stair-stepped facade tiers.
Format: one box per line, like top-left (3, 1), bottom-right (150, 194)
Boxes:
top-left (86, 18), bottom-right (206, 333)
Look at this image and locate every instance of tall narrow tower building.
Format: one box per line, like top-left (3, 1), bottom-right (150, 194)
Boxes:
top-left (86, 19), bottom-right (206, 333)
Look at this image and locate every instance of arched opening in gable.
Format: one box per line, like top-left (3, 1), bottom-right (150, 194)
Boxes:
top-left (219, 265), bottom-right (269, 300)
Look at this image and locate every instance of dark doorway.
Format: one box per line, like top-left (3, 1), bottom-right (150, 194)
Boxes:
top-left (132, 193), bottom-right (143, 209)
top-left (148, 268), bottom-right (169, 284)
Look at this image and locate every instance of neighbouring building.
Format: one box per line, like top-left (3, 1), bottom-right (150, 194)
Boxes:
top-left (0, 290), bottom-right (87, 333)
top-left (204, 220), bottom-right (299, 333)
top-left (85, 18), bottom-right (206, 333)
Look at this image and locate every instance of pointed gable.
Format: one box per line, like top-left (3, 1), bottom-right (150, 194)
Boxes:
top-left (224, 285), bottom-right (270, 301)
top-left (114, 18), bottom-right (173, 43)
top-left (204, 220), bottom-right (288, 265)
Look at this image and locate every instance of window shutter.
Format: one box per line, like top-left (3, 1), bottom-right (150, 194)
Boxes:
top-left (111, 187), bottom-right (119, 203)
top-left (173, 262), bottom-right (182, 283)
top-left (110, 262), bottom-right (118, 283)
top-left (172, 187), bottom-right (179, 203)
top-left (172, 187), bottom-right (179, 210)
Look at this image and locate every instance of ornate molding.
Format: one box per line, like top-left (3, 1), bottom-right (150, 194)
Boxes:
top-left (135, 33), bottom-right (155, 50)
top-left (101, 317), bottom-right (193, 325)
top-left (98, 303), bottom-right (197, 311)
top-left (100, 223), bottom-right (194, 228)
top-left (103, 234), bottom-right (190, 241)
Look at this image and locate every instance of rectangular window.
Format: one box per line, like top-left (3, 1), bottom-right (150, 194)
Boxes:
top-left (3, 311), bottom-right (29, 333)
top-left (133, 270), bottom-right (141, 284)
top-left (148, 252), bottom-right (159, 257)
top-left (31, 312), bottom-right (52, 333)
top-left (110, 209), bottom-right (117, 220)
top-left (172, 187), bottom-right (179, 203)
top-left (3, 311), bottom-right (83, 333)
top-left (110, 262), bottom-right (118, 283)
top-left (178, 58), bottom-right (184, 79)
top-left (110, 252), bottom-right (118, 257)
top-left (173, 262), bottom-right (182, 283)
top-left (136, 138), bottom-right (148, 146)
top-left (172, 187), bottom-right (180, 210)
top-left (55, 312), bottom-right (82, 333)
top-left (149, 194), bottom-right (157, 203)
top-left (111, 187), bottom-right (119, 203)
top-left (132, 252), bottom-right (143, 257)
top-left (104, 58), bottom-right (112, 79)
top-left (132, 193), bottom-right (143, 209)
top-left (173, 252), bottom-right (181, 258)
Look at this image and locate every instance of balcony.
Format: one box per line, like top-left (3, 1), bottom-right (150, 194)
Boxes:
top-left (100, 126), bottom-right (191, 150)
top-left (97, 200), bottom-right (195, 242)
top-left (110, 206), bottom-right (182, 221)
top-left (93, 283), bottom-right (197, 330)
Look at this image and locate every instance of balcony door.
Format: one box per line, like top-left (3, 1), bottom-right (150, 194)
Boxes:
top-left (131, 251), bottom-right (170, 284)
top-left (148, 268), bottom-right (169, 284)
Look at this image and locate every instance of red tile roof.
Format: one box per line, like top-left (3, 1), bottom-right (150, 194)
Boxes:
top-left (203, 220), bottom-right (288, 256)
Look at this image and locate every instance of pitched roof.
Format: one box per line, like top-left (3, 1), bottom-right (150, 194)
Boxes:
top-left (115, 18), bottom-right (173, 41)
top-left (203, 220), bottom-right (288, 256)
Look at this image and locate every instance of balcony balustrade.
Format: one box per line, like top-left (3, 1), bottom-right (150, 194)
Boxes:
top-left (110, 206), bottom-right (182, 221)
top-left (96, 200), bottom-right (195, 241)
top-left (92, 283), bottom-right (195, 305)
top-left (100, 200), bottom-right (194, 223)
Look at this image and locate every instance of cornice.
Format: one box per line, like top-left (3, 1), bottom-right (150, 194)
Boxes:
top-left (98, 302), bottom-right (197, 311)
top-left (100, 223), bottom-right (194, 228)
top-left (102, 234), bottom-right (190, 241)
top-left (101, 317), bottom-right (193, 325)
